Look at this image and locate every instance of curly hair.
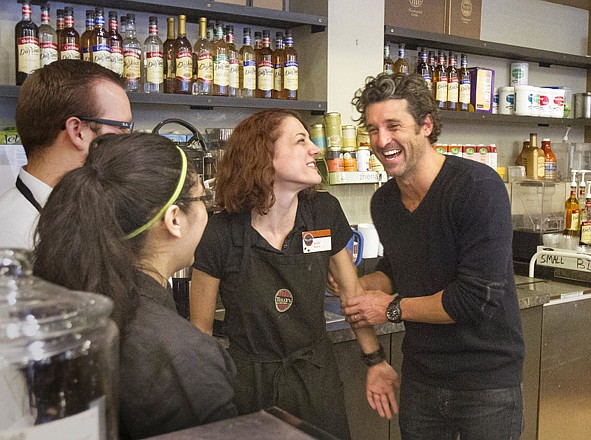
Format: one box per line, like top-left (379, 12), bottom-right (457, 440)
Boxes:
top-left (215, 109), bottom-right (315, 215)
top-left (351, 73), bottom-right (443, 144)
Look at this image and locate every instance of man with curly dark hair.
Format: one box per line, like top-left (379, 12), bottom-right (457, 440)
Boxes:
top-left (341, 73), bottom-right (525, 440)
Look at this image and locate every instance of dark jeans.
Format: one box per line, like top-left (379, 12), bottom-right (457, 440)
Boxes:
top-left (399, 378), bottom-right (524, 440)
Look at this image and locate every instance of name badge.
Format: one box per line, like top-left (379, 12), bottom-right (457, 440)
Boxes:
top-left (302, 229), bottom-right (332, 253)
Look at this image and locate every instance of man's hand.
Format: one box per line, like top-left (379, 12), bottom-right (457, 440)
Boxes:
top-left (366, 361), bottom-right (400, 419)
top-left (342, 290), bottom-right (393, 327)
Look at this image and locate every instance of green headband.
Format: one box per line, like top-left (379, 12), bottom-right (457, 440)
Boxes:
top-left (125, 146), bottom-right (188, 240)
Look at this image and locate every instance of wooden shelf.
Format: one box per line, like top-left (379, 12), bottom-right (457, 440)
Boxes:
top-left (0, 85), bottom-right (326, 113)
top-left (29, 0), bottom-right (328, 31)
top-left (384, 27), bottom-right (591, 69)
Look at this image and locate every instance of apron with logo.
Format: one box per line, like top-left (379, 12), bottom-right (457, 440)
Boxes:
top-left (222, 203), bottom-right (351, 440)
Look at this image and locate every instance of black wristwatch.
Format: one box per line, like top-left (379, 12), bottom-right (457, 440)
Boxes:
top-left (361, 344), bottom-right (386, 367)
top-left (386, 295), bottom-right (403, 323)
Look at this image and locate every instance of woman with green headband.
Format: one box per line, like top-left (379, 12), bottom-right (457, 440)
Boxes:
top-left (32, 133), bottom-right (238, 439)
top-left (191, 109), bottom-right (399, 439)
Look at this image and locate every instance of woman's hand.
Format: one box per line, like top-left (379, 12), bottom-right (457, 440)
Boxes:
top-left (366, 361), bottom-right (400, 419)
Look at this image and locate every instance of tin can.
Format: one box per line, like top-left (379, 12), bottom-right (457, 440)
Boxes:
top-left (356, 145), bottom-right (371, 172)
top-left (343, 146), bottom-right (357, 172)
top-left (326, 146), bottom-right (344, 172)
top-left (324, 112), bottom-right (342, 147)
top-left (341, 125), bottom-right (357, 149)
top-left (369, 153), bottom-right (384, 172)
top-left (309, 123), bottom-right (327, 157)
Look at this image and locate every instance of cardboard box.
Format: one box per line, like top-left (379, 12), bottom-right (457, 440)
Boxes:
top-left (446, 0), bottom-right (481, 39)
top-left (385, 0), bottom-right (446, 34)
top-left (469, 67), bottom-right (495, 113)
top-left (251, 0), bottom-right (284, 10)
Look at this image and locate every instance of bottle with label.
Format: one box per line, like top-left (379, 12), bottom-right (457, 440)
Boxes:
top-left (59, 7), bottom-right (80, 60)
top-left (282, 31), bottom-right (298, 100)
top-left (433, 50), bottom-right (448, 109)
top-left (272, 32), bottom-right (285, 99)
top-left (173, 15), bottom-right (192, 94)
top-left (80, 10), bottom-right (95, 62)
top-left (123, 14), bottom-right (142, 92)
top-left (383, 44), bottom-right (394, 75)
top-left (516, 139), bottom-right (528, 167)
top-left (523, 133), bottom-right (545, 180)
top-left (416, 48), bottom-right (431, 91)
top-left (15, 0), bottom-right (40, 85)
top-left (144, 16), bottom-right (163, 93)
top-left (579, 172), bottom-right (587, 214)
top-left (207, 20), bottom-right (215, 41)
top-left (91, 7), bottom-right (111, 69)
top-left (226, 25), bottom-right (239, 97)
top-left (580, 181), bottom-right (591, 245)
top-left (163, 17), bottom-right (175, 94)
top-left (458, 54), bottom-right (471, 112)
top-left (238, 27), bottom-right (256, 98)
top-left (541, 138), bottom-right (557, 181)
top-left (108, 11), bottom-right (123, 76)
top-left (257, 30), bottom-right (273, 99)
top-left (192, 17), bottom-right (212, 96)
top-left (55, 9), bottom-right (64, 48)
top-left (211, 21), bottom-right (229, 96)
top-left (565, 172), bottom-right (580, 237)
top-left (446, 52), bottom-right (459, 111)
top-left (39, 3), bottom-right (58, 67)
top-left (393, 43), bottom-right (409, 74)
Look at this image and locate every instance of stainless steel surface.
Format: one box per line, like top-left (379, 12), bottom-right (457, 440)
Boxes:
top-left (538, 293), bottom-right (591, 440)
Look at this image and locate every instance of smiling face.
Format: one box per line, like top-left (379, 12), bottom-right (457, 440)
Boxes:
top-left (365, 98), bottom-right (433, 180)
top-left (272, 116), bottom-right (322, 192)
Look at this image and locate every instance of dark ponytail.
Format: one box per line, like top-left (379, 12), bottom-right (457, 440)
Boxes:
top-left (33, 133), bottom-right (197, 333)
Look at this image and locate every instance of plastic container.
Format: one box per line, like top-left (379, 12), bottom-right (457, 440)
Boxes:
top-left (511, 62), bottom-right (529, 86)
top-left (498, 86), bottom-right (515, 115)
top-left (0, 249), bottom-right (119, 439)
top-left (514, 85), bottom-right (533, 116)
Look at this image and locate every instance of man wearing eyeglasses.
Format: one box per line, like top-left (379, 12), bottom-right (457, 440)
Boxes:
top-left (0, 59), bottom-right (132, 249)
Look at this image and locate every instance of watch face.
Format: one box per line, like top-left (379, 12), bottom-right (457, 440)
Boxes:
top-left (386, 300), bottom-right (401, 323)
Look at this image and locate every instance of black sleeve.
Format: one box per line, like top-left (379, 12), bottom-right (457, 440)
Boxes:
top-left (311, 191), bottom-right (353, 255)
top-left (193, 212), bottom-right (231, 279)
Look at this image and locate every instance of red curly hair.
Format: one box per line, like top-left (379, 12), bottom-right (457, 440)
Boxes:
top-left (215, 109), bottom-right (316, 215)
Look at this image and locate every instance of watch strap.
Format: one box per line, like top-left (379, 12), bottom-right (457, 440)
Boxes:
top-left (361, 344), bottom-right (386, 367)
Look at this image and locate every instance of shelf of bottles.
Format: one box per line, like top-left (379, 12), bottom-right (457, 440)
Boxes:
top-left (29, 0), bottom-right (328, 31)
top-left (384, 26), bottom-right (591, 69)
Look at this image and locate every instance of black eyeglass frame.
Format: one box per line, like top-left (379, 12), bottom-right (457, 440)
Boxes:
top-left (179, 193), bottom-right (214, 207)
top-left (77, 116), bottom-right (134, 132)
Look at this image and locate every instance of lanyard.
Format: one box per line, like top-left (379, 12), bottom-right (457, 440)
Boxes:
top-left (16, 176), bottom-right (42, 213)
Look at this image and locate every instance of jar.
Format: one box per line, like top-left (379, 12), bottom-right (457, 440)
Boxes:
top-left (356, 146), bottom-right (371, 172)
top-left (324, 112), bottom-right (342, 147)
top-left (341, 125), bottom-right (357, 149)
top-left (309, 123), bottom-right (327, 158)
top-left (0, 249), bottom-right (119, 439)
top-left (342, 146), bottom-right (357, 172)
top-left (326, 146), bottom-right (344, 172)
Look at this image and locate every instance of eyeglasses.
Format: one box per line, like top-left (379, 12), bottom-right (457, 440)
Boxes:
top-left (77, 116), bottom-right (134, 132)
top-left (181, 193), bottom-right (214, 209)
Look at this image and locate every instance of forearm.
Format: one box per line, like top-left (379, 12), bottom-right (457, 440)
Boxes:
top-left (359, 271), bottom-right (394, 294)
top-left (400, 291), bottom-right (455, 324)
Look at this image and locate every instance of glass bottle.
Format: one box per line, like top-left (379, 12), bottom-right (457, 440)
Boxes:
top-left (39, 3), bottom-right (58, 67)
top-left (257, 30), bottom-right (273, 99)
top-left (523, 132), bottom-right (544, 180)
top-left (15, 0), bottom-right (39, 85)
top-left (272, 32), bottom-right (285, 99)
top-left (192, 17), bottom-right (212, 96)
top-left (541, 138), bottom-right (557, 181)
top-left (207, 21), bottom-right (214, 42)
top-left (458, 54), bottom-right (471, 112)
top-left (173, 14), bottom-right (192, 94)
top-left (80, 10), bottom-right (94, 62)
top-left (433, 50), bottom-right (448, 109)
top-left (144, 16), bottom-right (164, 93)
top-left (580, 181), bottom-right (591, 245)
top-left (383, 44), bottom-right (393, 75)
top-left (226, 25), bottom-right (239, 97)
top-left (211, 21), bottom-right (229, 96)
top-left (108, 11), bottom-right (123, 76)
top-left (392, 43), bottom-right (409, 74)
top-left (282, 31), bottom-right (298, 100)
top-left (565, 172), bottom-right (580, 237)
top-left (579, 172), bottom-right (587, 214)
top-left (238, 27), bottom-right (256, 98)
top-left (416, 48), bottom-right (431, 91)
top-left (123, 13), bottom-right (142, 92)
top-left (91, 7), bottom-right (111, 69)
top-left (446, 52), bottom-right (459, 111)
top-left (55, 8), bottom-right (64, 49)
top-left (254, 31), bottom-right (262, 57)
top-left (515, 139), bottom-right (528, 167)
top-left (163, 17), bottom-right (175, 94)
top-left (59, 7), bottom-right (80, 60)
top-left (428, 50), bottom-right (436, 98)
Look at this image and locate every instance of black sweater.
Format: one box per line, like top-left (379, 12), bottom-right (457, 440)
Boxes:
top-left (374, 155), bottom-right (524, 390)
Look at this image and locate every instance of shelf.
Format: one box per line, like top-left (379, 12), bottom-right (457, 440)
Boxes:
top-left (384, 27), bottom-right (591, 69)
top-left (29, 0), bottom-right (328, 31)
top-left (440, 109), bottom-right (588, 127)
top-left (0, 85), bottom-right (326, 113)
top-left (328, 171), bottom-right (386, 185)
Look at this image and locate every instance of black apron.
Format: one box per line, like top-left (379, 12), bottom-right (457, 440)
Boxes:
top-left (225, 203), bottom-right (351, 440)
top-left (16, 176), bottom-right (42, 212)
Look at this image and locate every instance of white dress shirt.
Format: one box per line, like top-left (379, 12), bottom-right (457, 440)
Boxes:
top-left (0, 168), bottom-right (52, 250)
